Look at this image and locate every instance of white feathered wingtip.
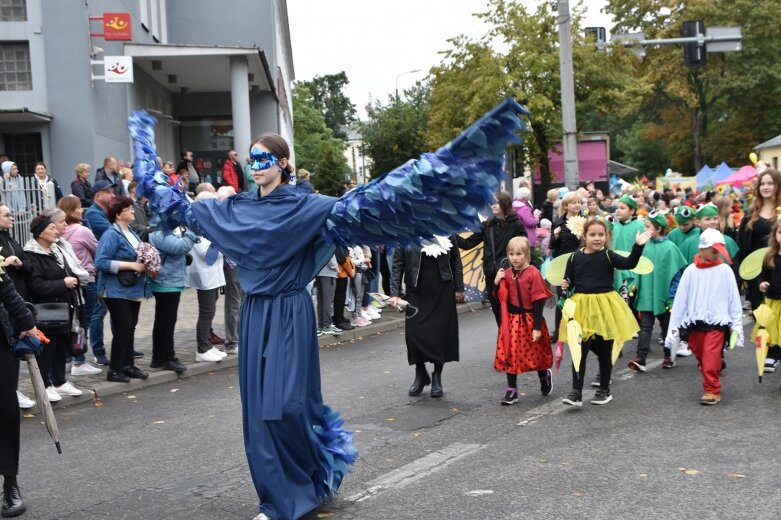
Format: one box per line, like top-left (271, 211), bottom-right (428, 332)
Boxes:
top-left (420, 235), bottom-right (453, 257)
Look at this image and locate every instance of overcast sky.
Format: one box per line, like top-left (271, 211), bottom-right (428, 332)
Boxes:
top-left (287, 0), bottom-right (612, 118)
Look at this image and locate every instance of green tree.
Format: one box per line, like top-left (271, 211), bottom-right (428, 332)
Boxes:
top-left (427, 0), bottom-right (642, 194)
top-left (361, 82), bottom-right (432, 178)
top-left (298, 72), bottom-right (357, 140)
top-left (605, 0), bottom-right (781, 172)
top-left (292, 83), bottom-right (348, 195)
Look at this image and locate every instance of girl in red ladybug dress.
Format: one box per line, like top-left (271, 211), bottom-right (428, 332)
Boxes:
top-left (494, 236), bottom-right (554, 405)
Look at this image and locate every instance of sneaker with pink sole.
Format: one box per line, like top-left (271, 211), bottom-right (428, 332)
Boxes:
top-left (352, 316), bottom-right (371, 327)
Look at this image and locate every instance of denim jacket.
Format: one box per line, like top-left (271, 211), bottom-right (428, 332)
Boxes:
top-left (149, 228), bottom-right (198, 288)
top-left (95, 224), bottom-right (151, 299)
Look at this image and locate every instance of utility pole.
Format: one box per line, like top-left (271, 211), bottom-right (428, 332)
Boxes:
top-left (556, 0), bottom-right (579, 190)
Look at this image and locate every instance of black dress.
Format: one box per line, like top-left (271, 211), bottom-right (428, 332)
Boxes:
top-left (405, 254), bottom-right (460, 365)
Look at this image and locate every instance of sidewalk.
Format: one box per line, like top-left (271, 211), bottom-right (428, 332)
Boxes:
top-left (17, 289), bottom-right (489, 413)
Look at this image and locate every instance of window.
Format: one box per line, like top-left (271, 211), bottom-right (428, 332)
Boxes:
top-left (0, 0), bottom-right (26, 21)
top-left (2, 132), bottom-right (42, 177)
top-left (0, 42), bottom-right (32, 91)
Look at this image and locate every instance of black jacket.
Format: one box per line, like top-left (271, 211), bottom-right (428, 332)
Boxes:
top-left (390, 237), bottom-right (464, 297)
top-left (456, 213), bottom-right (526, 279)
top-left (0, 274), bottom-right (35, 350)
top-left (0, 230), bottom-right (28, 299)
top-left (95, 167), bottom-right (126, 196)
top-left (23, 244), bottom-right (77, 332)
top-left (70, 178), bottom-right (94, 208)
top-left (550, 214), bottom-right (581, 257)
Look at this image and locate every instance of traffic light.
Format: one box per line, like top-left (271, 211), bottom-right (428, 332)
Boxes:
top-left (682, 20), bottom-right (706, 68)
top-left (585, 27), bottom-right (606, 51)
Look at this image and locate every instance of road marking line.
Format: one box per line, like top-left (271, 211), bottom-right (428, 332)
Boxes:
top-left (347, 442), bottom-right (484, 503)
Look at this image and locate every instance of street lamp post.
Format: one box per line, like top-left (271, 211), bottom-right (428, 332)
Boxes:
top-left (395, 69), bottom-right (420, 100)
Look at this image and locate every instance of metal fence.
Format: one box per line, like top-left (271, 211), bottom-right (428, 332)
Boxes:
top-left (0, 175), bottom-right (58, 245)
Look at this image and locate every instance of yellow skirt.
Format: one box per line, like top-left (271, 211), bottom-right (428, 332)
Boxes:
top-left (559, 292), bottom-right (639, 346)
top-left (752, 298), bottom-right (781, 347)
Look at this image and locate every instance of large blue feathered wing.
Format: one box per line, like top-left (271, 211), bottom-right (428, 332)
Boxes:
top-left (128, 98), bottom-right (529, 246)
top-left (325, 98), bottom-right (529, 247)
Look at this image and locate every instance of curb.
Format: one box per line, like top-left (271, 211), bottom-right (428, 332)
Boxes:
top-left (24, 302), bottom-right (489, 414)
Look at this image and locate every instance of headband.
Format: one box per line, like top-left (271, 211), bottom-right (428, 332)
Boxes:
top-left (31, 218), bottom-right (53, 239)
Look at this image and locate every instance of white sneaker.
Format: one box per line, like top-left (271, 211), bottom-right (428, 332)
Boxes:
top-left (764, 359), bottom-right (779, 373)
top-left (16, 391), bottom-right (35, 409)
top-left (364, 307), bottom-right (381, 320)
top-left (253, 514), bottom-right (270, 520)
top-left (210, 347), bottom-right (228, 359)
top-left (45, 386), bottom-right (62, 402)
top-left (225, 345), bottom-right (239, 355)
top-left (361, 309), bottom-right (376, 321)
top-left (677, 341), bottom-right (692, 357)
top-left (71, 361), bottom-right (102, 376)
top-left (54, 381), bottom-right (84, 396)
top-left (196, 349), bottom-right (224, 363)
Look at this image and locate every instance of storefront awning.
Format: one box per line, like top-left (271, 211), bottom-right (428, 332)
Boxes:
top-left (0, 108), bottom-right (53, 123)
top-left (123, 43), bottom-right (275, 95)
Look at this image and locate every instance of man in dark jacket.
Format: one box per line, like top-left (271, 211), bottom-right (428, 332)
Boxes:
top-left (95, 156), bottom-right (126, 197)
top-left (176, 150), bottom-right (200, 194)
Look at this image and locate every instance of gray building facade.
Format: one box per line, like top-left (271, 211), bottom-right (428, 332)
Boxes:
top-left (0, 0), bottom-right (294, 187)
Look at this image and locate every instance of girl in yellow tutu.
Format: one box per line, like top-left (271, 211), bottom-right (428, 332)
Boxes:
top-left (560, 219), bottom-right (653, 406)
top-left (757, 219), bottom-right (781, 370)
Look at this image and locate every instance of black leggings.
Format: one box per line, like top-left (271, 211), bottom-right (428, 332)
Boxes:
top-left (572, 335), bottom-right (613, 391)
top-left (104, 298), bottom-right (141, 371)
top-left (152, 291), bottom-right (182, 364)
top-left (0, 346), bottom-right (19, 477)
top-left (506, 371), bottom-right (547, 388)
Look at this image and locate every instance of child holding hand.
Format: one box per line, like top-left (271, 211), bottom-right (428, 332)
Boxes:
top-left (493, 237), bottom-right (554, 405)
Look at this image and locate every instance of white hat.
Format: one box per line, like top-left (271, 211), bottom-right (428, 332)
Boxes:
top-left (698, 228), bottom-right (731, 263)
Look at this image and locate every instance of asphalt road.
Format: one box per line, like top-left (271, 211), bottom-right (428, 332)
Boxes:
top-left (17, 309), bottom-right (781, 519)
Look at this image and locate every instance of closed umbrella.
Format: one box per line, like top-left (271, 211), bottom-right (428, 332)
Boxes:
top-left (13, 332), bottom-right (62, 454)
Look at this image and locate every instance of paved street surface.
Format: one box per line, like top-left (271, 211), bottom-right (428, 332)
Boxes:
top-left (17, 308), bottom-right (781, 519)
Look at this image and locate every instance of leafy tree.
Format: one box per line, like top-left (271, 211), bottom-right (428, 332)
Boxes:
top-left (605, 0), bottom-right (781, 172)
top-left (427, 0), bottom-right (641, 195)
top-left (298, 72), bottom-right (357, 140)
top-left (361, 82), bottom-right (432, 179)
top-left (292, 83), bottom-right (348, 195)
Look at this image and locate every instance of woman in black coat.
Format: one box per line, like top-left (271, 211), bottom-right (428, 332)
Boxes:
top-left (23, 215), bottom-right (81, 402)
top-left (0, 270), bottom-right (37, 517)
top-left (389, 235), bottom-right (464, 398)
top-left (456, 192), bottom-right (526, 325)
top-left (548, 192), bottom-right (583, 342)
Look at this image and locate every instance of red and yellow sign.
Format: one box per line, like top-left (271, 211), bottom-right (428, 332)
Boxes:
top-left (103, 13), bottom-right (132, 41)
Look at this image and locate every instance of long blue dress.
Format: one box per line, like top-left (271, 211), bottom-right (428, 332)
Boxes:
top-left (188, 187), bottom-right (349, 519)
top-left (128, 98), bottom-right (530, 520)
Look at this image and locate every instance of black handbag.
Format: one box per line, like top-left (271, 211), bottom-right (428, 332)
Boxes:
top-left (33, 302), bottom-right (70, 329)
top-left (117, 270), bottom-right (140, 287)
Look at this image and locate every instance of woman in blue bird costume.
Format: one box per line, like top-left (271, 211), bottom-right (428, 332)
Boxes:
top-left (128, 98), bottom-right (529, 520)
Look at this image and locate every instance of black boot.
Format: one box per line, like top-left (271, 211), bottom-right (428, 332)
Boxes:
top-left (408, 366), bottom-right (431, 396)
top-left (2, 484), bottom-right (25, 518)
top-left (430, 371), bottom-right (443, 398)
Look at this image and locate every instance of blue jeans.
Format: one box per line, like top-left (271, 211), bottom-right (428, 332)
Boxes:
top-left (74, 281), bottom-right (98, 364)
top-left (89, 292), bottom-right (109, 357)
